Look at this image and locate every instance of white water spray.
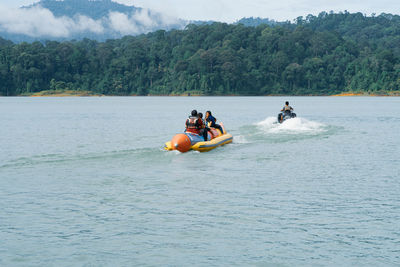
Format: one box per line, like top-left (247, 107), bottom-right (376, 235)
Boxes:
top-left (256, 117), bottom-right (326, 134)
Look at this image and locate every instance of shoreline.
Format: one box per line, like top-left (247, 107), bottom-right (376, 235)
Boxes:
top-left (331, 92), bottom-right (400, 97)
top-left (3, 90), bottom-right (399, 97)
top-left (6, 94), bottom-right (399, 97)
top-left (22, 90), bottom-right (105, 97)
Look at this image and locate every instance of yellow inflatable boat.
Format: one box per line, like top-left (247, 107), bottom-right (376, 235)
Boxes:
top-left (164, 124), bottom-right (233, 153)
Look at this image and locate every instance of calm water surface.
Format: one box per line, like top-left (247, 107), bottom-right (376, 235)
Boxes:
top-left (0, 97), bottom-right (399, 266)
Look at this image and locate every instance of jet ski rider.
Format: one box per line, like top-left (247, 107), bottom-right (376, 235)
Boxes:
top-left (281, 101), bottom-right (294, 115)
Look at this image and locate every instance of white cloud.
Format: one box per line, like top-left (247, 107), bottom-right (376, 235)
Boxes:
top-left (108, 11), bottom-right (140, 35)
top-left (4, 0), bottom-right (400, 23)
top-left (0, 5), bottom-right (104, 37)
top-left (116, 0), bottom-right (400, 22)
top-left (108, 9), bottom-right (183, 35)
top-left (1, 0), bottom-right (40, 9)
top-left (0, 4), bottom-right (183, 38)
top-left (135, 9), bottom-right (157, 28)
top-left (74, 15), bottom-right (104, 34)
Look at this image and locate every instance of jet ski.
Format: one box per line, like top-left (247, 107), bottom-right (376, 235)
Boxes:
top-left (277, 111), bottom-right (296, 123)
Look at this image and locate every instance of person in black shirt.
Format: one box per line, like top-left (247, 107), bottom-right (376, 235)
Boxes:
top-left (205, 111), bottom-right (224, 134)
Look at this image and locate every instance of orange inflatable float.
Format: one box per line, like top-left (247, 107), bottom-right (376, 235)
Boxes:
top-left (164, 123), bottom-right (233, 153)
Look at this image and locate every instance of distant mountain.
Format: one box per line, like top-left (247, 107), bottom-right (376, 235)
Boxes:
top-left (0, 0), bottom-right (187, 42)
top-left (24, 0), bottom-right (141, 19)
top-left (0, 0), bottom-right (297, 43)
top-left (0, 0), bottom-right (309, 43)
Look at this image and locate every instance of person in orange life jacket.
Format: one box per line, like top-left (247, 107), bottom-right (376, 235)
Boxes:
top-left (198, 112), bottom-right (208, 141)
top-left (205, 111), bottom-right (224, 134)
top-left (185, 110), bottom-right (204, 135)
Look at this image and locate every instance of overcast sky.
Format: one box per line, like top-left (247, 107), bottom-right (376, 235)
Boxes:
top-left (3, 0), bottom-right (400, 22)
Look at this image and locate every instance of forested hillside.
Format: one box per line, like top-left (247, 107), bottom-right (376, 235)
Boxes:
top-left (26, 0), bottom-right (141, 19)
top-left (1, 12), bottom-right (400, 96)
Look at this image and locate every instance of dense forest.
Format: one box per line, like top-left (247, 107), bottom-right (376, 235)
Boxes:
top-left (1, 11), bottom-right (400, 96)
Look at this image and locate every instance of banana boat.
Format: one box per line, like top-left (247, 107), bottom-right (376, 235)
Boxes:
top-left (164, 124), bottom-right (233, 153)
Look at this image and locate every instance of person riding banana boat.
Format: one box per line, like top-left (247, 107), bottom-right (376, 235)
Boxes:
top-left (205, 111), bottom-right (224, 134)
top-left (165, 109), bottom-right (232, 153)
top-left (185, 110), bottom-right (204, 135)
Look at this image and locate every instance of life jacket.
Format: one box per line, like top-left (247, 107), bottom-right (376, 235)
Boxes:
top-left (186, 116), bottom-right (202, 133)
top-left (283, 105), bottom-right (292, 111)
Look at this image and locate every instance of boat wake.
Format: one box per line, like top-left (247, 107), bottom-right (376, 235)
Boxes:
top-left (232, 135), bottom-right (250, 144)
top-left (234, 116), bottom-right (334, 145)
top-left (256, 117), bottom-right (327, 135)
top-left (0, 147), bottom-right (170, 170)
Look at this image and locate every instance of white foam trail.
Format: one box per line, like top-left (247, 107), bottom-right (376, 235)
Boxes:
top-left (233, 135), bottom-right (249, 144)
top-left (256, 117), bottom-right (326, 134)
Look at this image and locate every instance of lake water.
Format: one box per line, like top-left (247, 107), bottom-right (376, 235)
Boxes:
top-left (0, 97), bottom-right (399, 266)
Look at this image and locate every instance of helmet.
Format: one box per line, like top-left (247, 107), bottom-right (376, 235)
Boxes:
top-left (191, 110), bottom-right (198, 116)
